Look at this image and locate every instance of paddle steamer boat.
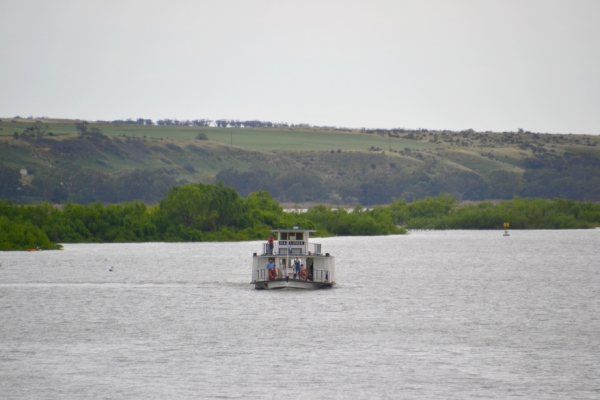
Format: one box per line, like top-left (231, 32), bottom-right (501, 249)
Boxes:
top-left (251, 227), bottom-right (336, 290)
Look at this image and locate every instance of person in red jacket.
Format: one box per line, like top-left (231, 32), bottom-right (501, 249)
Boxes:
top-left (268, 234), bottom-right (274, 255)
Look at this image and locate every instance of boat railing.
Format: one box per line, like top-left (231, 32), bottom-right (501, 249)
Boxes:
top-left (308, 243), bottom-right (322, 255)
top-left (253, 268), bottom-right (269, 282)
top-left (252, 268), bottom-right (330, 283)
top-left (261, 242), bottom-right (322, 255)
top-left (262, 243), bottom-right (273, 255)
top-left (262, 243), bottom-right (282, 255)
top-left (312, 269), bottom-right (330, 283)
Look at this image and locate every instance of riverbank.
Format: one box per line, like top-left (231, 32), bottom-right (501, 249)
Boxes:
top-left (1, 184), bottom-right (599, 250)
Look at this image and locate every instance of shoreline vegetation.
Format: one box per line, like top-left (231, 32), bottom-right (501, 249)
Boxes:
top-left (1, 183), bottom-right (600, 251)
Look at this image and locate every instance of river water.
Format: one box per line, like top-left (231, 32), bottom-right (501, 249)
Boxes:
top-left (1, 230), bottom-right (599, 399)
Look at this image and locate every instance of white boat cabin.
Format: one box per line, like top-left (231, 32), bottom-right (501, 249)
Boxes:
top-left (251, 227), bottom-right (336, 290)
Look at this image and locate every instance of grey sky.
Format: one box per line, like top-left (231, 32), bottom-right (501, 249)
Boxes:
top-left (1, 0), bottom-right (599, 134)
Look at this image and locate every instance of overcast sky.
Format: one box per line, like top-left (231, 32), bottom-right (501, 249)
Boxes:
top-left (1, 0), bottom-right (599, 134)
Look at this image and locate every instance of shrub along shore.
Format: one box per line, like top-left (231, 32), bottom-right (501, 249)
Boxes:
top-left (1, 183), bottom-right (599, 250)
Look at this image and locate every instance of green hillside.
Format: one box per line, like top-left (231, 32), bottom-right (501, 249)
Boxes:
top-left (1, 117), bottom-right (599, 205)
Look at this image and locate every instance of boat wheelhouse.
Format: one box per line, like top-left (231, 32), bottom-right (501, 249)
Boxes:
top-left (251, 227), bottom-right (336, 290)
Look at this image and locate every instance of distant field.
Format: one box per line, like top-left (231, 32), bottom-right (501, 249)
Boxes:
top-left (3, 117), bottom-right (599, 158)
top-left (200, 128), bottom-right (438, 152)
top-left (0, 119), bottom-right (437, 152)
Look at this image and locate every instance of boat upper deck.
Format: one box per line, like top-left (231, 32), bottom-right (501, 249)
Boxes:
top-left (263, 228), bottom-right (324, 256)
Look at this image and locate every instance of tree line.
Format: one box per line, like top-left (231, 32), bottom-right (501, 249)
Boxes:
top-left (385, 195), bottom-right (600, 229)
top-left (2, 184), bottom-right (600, 251)
top-left (0, 183), bottom-right (316, 250)
top-left (93, 117), bottom-right (574, 136)
top-left (95, 118), bottom-right (302, 128)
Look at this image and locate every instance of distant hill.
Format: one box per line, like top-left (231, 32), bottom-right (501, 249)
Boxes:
top-left (1, 117), bottom-right (599, 205)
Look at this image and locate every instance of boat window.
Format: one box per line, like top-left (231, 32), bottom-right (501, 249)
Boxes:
top-left (280, 232), bottom-right (288, 240)
top-left (296, 232), bottom-right (303, 240)
top-left (288, 233), bottom-right (295, 240)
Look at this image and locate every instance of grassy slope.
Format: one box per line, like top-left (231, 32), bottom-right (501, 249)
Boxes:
top-left (2, 117), bottom-right (600, 204)
top-left (0, 119), bottom-right (436, 151)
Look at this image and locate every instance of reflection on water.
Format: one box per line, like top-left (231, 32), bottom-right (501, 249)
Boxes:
top-left (1, 230), bottom-right (599, 399)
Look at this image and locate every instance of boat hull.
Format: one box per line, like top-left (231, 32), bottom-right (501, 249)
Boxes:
top-left (254, 279), bottom-right (333, 290)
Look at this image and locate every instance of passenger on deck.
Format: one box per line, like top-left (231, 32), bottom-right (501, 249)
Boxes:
top-left (268, 235), bottom-right (274, 255)
top-left (299, 263), bottom-right (308, 280)
top-left (277, 259), bottom-right (285, 279)
top-left (293, 257), bottom-right (301, 279)
top-left (282, 261), bottom-right (289, 282)
top-left (267, 259), bottom-right (276, 280)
